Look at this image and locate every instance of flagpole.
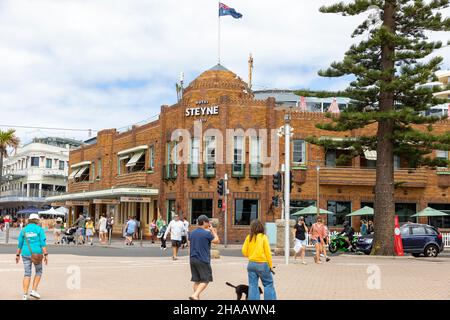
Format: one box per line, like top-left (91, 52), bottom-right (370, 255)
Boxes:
top-left (218, 1), bottom-right (221, 65)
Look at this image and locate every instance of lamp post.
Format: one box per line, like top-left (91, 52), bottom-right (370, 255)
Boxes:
top-left (284, 113), bottom-right (291, 265)
top-left (317, 166), bottom-right (320, 216)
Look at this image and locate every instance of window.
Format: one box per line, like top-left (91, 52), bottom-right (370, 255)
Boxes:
top-left (191, 199), bottom-right (213, 224)
top-left (166, 199), bottom-right (176, 222)
top-left (325, 149), bottom-right (352, 167)
top-left (74, 166), bottom-right (90, 182)
top-left (59, 161), bottom-right (65, 170)
top-left (31, 157), bottom-right (39, 167)
top-left (149, 146), bottom-right (155, 171)
top-left (394, 155), bottom-right (401, 170)
top-left (411, 226), bottom-right (427, 235)
top-left (250, 136), bottom-right (262, 177)
top-left (290, 200), bottom-right (316, 224)
top-left (395, 203), bottom-right (417, 223)
top-left (327, 201), bottom-right (352, 227)
top-left (235, 199), bottom-right (258, 225)
top-left (436, 150), bottom-right (449, 168)
top-left (126, 152), bottom-right (146, 173)
top-left (46, 159), bottom-right (52, 169)
top-left (292, 140), bottom-right (306, 164)
top-left (97, 159), bottom-right (102, 178)
top-left (204, 136), bottom-right (216, 177)
top-left (189, 139), bottom-right (200, 177)
top-left (400, 226), bottom-right (410, 236)
top-left (232, 136), bottom-right (244, 176)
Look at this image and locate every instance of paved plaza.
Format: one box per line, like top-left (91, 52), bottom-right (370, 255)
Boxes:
top-left (1, 245), bottom-right (449, 300)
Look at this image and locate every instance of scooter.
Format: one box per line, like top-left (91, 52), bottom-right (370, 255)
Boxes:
top-left (328, 233), bottom-right (359, 253)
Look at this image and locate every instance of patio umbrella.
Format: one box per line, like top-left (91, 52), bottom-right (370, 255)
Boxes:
top-left (298, 96), bottom-right (307, 112)
top-left (38, 207), bottom-right (65, 216)
top-left (291, 205), bottom-right (334, 216)
top-left (328, 97), bottom-right (340, 114)
top-left (55, 207), bottom-right (69, 215)
top-left (17, 206), bottom-right (41, 215)
top-left (411, 207), bottom-right (449, 218)
top-left (346, 206), bottom-right (374, 217)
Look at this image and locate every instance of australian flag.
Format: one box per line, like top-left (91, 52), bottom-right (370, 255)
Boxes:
top-left (219, 3), bottom-right (243, 19)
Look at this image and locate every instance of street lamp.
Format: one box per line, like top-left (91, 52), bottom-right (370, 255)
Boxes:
top-left (317, 166), bottom-right (320, 217)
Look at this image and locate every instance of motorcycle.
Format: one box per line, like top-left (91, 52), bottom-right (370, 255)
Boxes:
top-left (328, 233), bottom-right (359, 253)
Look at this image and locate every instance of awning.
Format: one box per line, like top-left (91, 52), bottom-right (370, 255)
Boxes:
top-left (126, 151), bottom-right (145, 167)
top-left (411, 207), bottom-right (449, 218)
top-left (117, 145), bottom-right (148, 156)
top-left (346, 206), bottom-right (374, 217)
top-left (291, 205), bottom-right (334, 216)
top-left (364, 150), bottom-right (377, 161)
top-left (70, 161), bottom-right (91, 169)
top-left (74, 165), bottom-right (89, 178)
top-left (46, 187), bottom-right (158, 202)
top-left (119, 155), bottom-right (130, 161)
top-left (68, 168), bottom-right (80, 180)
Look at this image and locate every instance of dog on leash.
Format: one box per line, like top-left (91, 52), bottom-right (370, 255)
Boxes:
top-left (226, 282), bottom-right (263, 300)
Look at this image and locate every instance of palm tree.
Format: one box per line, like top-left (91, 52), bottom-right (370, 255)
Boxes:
top-left (0, 129), bottom-right (20, 198)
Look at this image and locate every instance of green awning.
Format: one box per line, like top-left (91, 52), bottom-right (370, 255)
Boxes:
top-left (291, 205), bottom-right (334, 216)
top-left (411, 207), bottom-right (449, 218)
top-left (346, 206), bottom-right (374, 217)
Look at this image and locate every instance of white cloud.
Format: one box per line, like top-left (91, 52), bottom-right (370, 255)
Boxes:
top-left (0, 0), bottom-right (448, 143)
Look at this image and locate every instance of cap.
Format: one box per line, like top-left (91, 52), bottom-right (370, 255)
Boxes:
top-left (197, 215), bottom-right (210, 225)
top-left (29, 214), bottom-right (40, 220)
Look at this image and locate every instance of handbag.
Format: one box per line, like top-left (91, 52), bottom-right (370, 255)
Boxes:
top-left (24, 233), bottom-right (43, 265)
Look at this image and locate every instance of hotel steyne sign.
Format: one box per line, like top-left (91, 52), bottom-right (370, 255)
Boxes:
top-left (185, 100), bottom-right (219, 117)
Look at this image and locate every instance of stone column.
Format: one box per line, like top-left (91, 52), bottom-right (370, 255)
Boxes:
top-left (210, 218), bottom-right (220, 259)
top-left (274, 218), bottom-right (296, 256)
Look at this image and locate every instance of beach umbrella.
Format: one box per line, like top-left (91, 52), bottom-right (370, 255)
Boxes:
top-left (328, 97), bottom-right (340, 114)
top-left (411, 207), bottom-right (449, 218)
top-left (291, 205), bottom-right (334, 216)
top-left (346, 206), bottom-right (374, 217)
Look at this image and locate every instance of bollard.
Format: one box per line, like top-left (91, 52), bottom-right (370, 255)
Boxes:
top-left (108, 228), bottom-right (112, 245)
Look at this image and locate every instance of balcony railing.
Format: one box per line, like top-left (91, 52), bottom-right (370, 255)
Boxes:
top-left (319, 167), bottom-right (428, 188)
top-left (163, 164), bottom-right (178, 180)
top-left (204, 163), bottom-right (216, 178)
top-left (232, 162), bottom-right (245, 178)
top-left (188, 163), bottom-right (200, 178)
top-left (0, 189), bottom-right (64, 199)
top-left (249, 163), bottom-right (263, 178)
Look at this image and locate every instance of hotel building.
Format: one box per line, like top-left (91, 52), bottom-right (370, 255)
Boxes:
top-left (47, 65), bottom-right (450, 242)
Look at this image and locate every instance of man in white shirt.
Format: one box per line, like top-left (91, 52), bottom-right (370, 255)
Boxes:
top-left (98, 214), bottom-right (108, 244)
top-left (181, 216), bottom-right (190, 249)
top-left (164, 214), bottom-right (184, 260)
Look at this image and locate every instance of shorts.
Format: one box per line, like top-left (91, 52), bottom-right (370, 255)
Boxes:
top-left (126, 232), bottom-right (134, 237)
top-left (99, 228), bottom-right (107, 233)
top-left (22, 256), bottom-right (43, 277)
top-left (312, 238), bottom-right (321, 245)
top-left (294, 239), bottom-right (307, 253)
top-left (181, 236), bottom-right (187, 244)
top-left (190, 258), bottom-right (213, 283)
top-left (86, 229), bottom-right (94, 237)
top-left (172, 240), bottom-right (182, 248)
top-left (53, 230), bottom-right (62, 236)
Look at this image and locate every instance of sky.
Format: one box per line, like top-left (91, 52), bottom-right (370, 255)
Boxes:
top-left (0, 0), bottom-right (449, 145)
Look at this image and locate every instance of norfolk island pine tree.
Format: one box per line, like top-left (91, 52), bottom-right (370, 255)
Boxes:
top-left (298, 1), bottom-right (450, 255)
top-left (0, 129), bottom-right (20, 198)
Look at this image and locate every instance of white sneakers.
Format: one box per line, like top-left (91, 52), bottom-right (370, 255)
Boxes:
top-left (22, 294), bottom-right (28, 300)
top-left (29, 290), bottom-right (41, 299)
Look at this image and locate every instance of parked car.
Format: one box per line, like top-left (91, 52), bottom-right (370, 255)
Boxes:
top-left (356, 223), bottom-right (444, 257)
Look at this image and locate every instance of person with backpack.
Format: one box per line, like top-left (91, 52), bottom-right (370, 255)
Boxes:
top-left (16, 214), bottom-right (48, 300)
top-left (293, 216), bottom-right (308, 264)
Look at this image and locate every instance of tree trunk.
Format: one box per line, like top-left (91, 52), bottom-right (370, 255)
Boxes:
top-left (371, 1), bottom-right (396, 256)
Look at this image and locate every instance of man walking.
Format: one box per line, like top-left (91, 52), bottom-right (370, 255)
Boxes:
top-left (163, 214), bottom-right (184, 260)
top-left (188, 215), bottom-right (219, 300)
top-left (125, 216), bottom-right (137, 246)
top-left (98, 214), bottom-right (108, 244)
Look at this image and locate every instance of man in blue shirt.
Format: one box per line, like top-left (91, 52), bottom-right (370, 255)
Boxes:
top-left (125, 217), bottom-right (138, 246)
top-left (189, 215), bottom-right (219, 300)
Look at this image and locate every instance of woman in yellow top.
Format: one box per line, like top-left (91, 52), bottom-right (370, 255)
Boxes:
top-left (242, 220), bottom-right (277, 300)
top-left (85, 218), bottom-right (95, 246)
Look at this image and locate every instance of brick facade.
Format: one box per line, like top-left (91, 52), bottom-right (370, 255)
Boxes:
top-left (66, 65), bottom-right (450, 242)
